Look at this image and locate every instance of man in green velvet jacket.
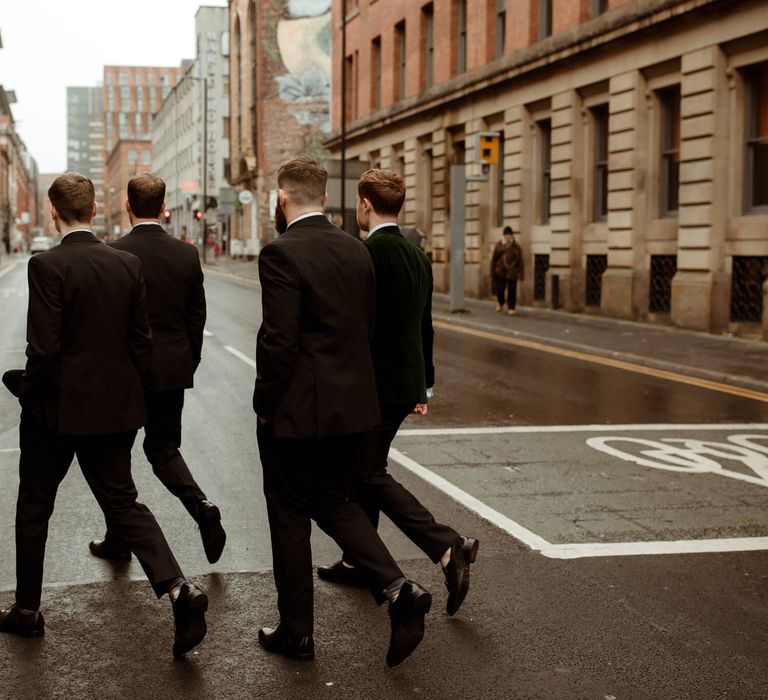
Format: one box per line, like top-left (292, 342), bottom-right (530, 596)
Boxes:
top-left (318, 169), bottom-right (479, 617)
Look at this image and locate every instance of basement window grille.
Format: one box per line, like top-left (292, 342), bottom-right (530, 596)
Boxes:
top-left (585, 254), bottom-right (608, 307)
top-left (534, 254), bottom-right (549, 300)
top-left (730, 256), bottom-right (768, 323)
top-left (649, 255), bottom-right (677, 313)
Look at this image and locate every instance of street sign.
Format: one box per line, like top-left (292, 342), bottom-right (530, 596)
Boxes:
top-left (238, 190), bottom-right (254, 205)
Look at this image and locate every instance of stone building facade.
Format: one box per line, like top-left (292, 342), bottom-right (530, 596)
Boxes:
top-left (102, 64), bottom-right (185, 236)
top-left (227, 0), bottom-right (332, 254)
top-left (327, 0), bottom-right (768, 336)
top-left (152, 6), bottom-right (230, 246)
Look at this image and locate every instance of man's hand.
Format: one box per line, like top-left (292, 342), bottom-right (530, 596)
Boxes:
top-left (413, 403), bottom-right (428, 416)
top-left (258, 416), bottom-right (268, 425)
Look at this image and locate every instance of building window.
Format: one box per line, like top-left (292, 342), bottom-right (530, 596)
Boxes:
top-left (120, 86), bottom-right (131, 107)
top-left (422, 3), bottom-right (434, 89)
top-left (395, 21), bottom-right (406, 101)
top-left (107, 87), bottom-right (115, 111)
top-left (137, 87), bottom-right (144, 112)
top-left (455, 0), bottom-right (467, 74)
top-left (539, 0), bottom-right (552, 40)
top-left (118, 72), bottom-right (129, 86)
top-left (128, 149), bottom-right (137, 166)
top-left (593, 104), bottom-right (609, 221)
top-left (345, 52), bottom-right (358, 122)
top-left (371, 36), bottom-right (382, 111)
top-left (586, 254), bottom-right (608, 307)
top-left (537, 119), bottom-right (551, 224)
top-left (495, 0), bottom-right (506, 59)
top-left (141, 150), bottom-right (150, 166)
top-left (649, 255), bottom-right (677, 313)
top-left (731, 256), bottom-right (768, 322)
top-left (591, 0), bottom-right (608, 15)
top-left (135, 113), bottom-right (142, 137)
top-left (534, 254), bottom-right (550, 300)
top-left (746, 62), bottom-right (768, 210)
top-left (660, 86), bottom-right (680, 216)
top-left (118, 113), bottom-right (128, 139)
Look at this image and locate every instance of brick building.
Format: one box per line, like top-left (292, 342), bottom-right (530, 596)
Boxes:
top-left (328, 0), bottom-right (768, 336)
top-left (102, 64), bottom-right (185, 236)
top-left (228, 0), bottom-right (332, 254)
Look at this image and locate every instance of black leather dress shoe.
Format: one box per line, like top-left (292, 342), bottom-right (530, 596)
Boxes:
top-left (387, 581), bottom-right (432, 667)
top-left (258, 625), bottom-right (315, 661)
top-left (316, 560), bottom-right (369, 588)
top-left (443, 536), bottom-right (479, 616)
top-left (171, 582), bottom-right (208, 659)
top-left (0, 604), bottom-right (45, 638)
top-left (196, 500), bottom-right (226, 564)
top-left (88, 538), bottom-right (132, 561)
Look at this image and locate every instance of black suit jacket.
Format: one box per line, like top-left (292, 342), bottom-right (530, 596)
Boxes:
top-left (110, 223), bottom-right (206, 391)
top-left (253, 215), bottom-right (382, 439)
top-left (364, 225), bottom-right (434, 407)
top-left (21, 230), bottom-right (152, 435)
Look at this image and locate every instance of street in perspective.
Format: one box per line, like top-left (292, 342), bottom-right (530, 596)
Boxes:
top-left (2, 0), bottom-right (768, 698)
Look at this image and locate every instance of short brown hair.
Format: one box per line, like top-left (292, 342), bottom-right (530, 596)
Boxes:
top-left (357, 169), bottom-right (405, 217)
top-left (48, 173), bottom-right (95, 224)
top-left (127, 172), bottom-right (166, 218)
top-left (277, 156), bottom-right (327, 206)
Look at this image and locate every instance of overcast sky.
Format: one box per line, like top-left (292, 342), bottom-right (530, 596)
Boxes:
top-left (1, 0), bottom-right (227, 173)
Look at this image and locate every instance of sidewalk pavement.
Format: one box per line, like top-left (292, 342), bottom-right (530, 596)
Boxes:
top-left (205, 257), bottom-right (768, 394)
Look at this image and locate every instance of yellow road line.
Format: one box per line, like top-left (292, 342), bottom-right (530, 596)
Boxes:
top-left (433, 320), bottom-right (768, 405)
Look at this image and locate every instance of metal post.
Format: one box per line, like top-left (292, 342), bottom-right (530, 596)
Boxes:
top-left (201, 77), bottom-right (208, 264)
top-left (450, 164), bottom-right (466, 313)
top-left (340, 0), bottom-right (347, 229)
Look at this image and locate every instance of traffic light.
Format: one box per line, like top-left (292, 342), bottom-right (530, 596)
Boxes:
top-left (194, 210), bottom-right (203, 221)
top-left (162, 210), bottom-right (171, 223)
top-left (476, 131), bottom-right (501, 165)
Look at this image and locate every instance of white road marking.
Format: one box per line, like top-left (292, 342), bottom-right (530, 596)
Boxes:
top-left (391, 425), bottom-right (768, 560)
top-left (0, 263), bottom-right (18, 280)
top-left (0, 448), bottom-right (20, 453)
top-left (224, 345), bottom-right (256, 369)
top-left (398, 423), bottom-right (768, 437)
top-left (203, 329), bottom-right (213, 337)
top-left (389, 447), bottom-right (550, 551)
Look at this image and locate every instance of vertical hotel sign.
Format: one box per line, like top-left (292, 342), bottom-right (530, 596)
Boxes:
top-left (205, 30), bottom-right (219, 196)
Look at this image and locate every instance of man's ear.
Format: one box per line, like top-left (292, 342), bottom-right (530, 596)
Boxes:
top-left (322, 192), bottom-right (329, 208)
top-left (125, 198), bottom-right (131, 214)
top-left (91, 202), bottom-right (97, 219)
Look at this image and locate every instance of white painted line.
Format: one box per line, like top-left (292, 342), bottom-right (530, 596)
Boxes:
top-left (0, 263), bottom-right (18, 280)
top-left (0, 448), bottom-right (20, 453)
top-left (224, 345), bottom-right (256, 369)
top-left (389, 437), bottom-right (768, 560)
top-left (388, 447), bottom-right (550, 551)
top-left (541, 537), bottom-right (768, 559)
top-left (398, 423), bottom-right (768, 437)
top-left (203, 329), bottom-right (213, 337)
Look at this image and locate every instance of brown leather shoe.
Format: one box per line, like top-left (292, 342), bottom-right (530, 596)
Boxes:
top-left (258, 625), bottom-right (315, 661)
top-left (0, 604), bottom-right (45, 638)
top-left (196, 500), bottom-right (226, 564)
top-left (172, 582), bottom-right (208, 659)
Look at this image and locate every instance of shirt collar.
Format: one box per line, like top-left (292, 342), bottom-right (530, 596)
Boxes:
top-left (132, 221), bottom-right (162, 229)
top-left (286, 211), bottom-right (324, 230)
top-left (368, 222), bottom-right (399, 237)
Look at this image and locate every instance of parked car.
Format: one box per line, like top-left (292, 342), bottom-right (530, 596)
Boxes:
top-left (29, 236), bottom-right (55, 254)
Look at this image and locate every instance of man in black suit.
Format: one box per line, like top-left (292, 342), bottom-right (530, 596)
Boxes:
top-left (87, 172), bottom-right (225, 565)
top-left (0, 173), bottom-right (207, 658)
top-left (255, 157), bottom-right (431, 667)
top-left (318, 169), bottom-right (479, 617)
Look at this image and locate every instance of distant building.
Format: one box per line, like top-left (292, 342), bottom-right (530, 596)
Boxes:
top-left (227, 0), bottom-right (332, 254)
top-left (67, 87), bottom-right (105, 236)
top-left (328, 0), bottom-right (768, 337)
top-left (37, 172), bottom-right (58, 238)
top-left (152, 6), bottom-right (230, 247)
top-left (102, 64), bottom-right (185, 236)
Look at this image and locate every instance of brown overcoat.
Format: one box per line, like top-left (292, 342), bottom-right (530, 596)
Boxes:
top-left (490, 239), bottom-right (525, 281)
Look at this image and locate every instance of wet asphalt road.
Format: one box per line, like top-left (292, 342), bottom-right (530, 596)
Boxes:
top-left (0, 258), bottom-right (767, 698)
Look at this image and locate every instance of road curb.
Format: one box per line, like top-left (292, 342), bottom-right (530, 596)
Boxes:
top-left (433, 311), bottom-right (768, 395)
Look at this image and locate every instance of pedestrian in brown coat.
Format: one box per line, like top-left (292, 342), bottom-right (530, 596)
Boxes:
top-left (490, 226), bottom-right (524, 315)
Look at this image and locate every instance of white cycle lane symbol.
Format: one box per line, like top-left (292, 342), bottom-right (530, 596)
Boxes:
top-left (586, 434), bottom-right (768, 488)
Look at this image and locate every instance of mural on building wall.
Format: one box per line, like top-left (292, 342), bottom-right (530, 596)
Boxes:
top-left (273, 0), bottom-right (332, 134)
